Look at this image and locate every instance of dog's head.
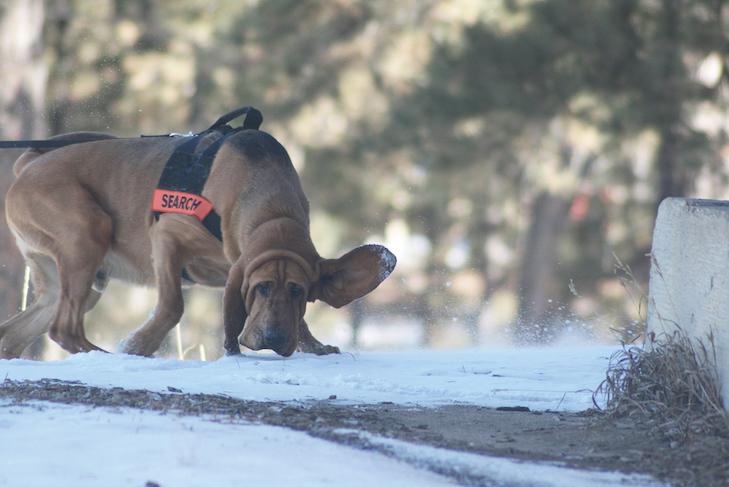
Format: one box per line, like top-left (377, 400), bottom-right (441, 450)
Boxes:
top-left (224, 244), bottom-right (396, 356)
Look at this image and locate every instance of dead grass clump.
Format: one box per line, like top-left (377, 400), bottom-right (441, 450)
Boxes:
top-left (595, 330), bottom-right (729, 441)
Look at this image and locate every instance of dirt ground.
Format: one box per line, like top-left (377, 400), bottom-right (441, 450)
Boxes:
top-left (1, 379), bottom-right (727, 486)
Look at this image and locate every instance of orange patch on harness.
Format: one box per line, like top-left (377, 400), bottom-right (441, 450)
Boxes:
top-left (152, 189), bottom-right (214, 221)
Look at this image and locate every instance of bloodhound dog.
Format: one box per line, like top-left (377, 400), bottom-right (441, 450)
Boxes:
top-left (0, 115), bottom-right (395, 358)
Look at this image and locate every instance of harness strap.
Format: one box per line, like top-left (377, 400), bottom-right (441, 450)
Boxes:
top-left (208, 106), bottom-right (263, 132)
top-left (151, 106), bottom-right (263, 242)
top-left (151, 135), bottom-right (225, 241)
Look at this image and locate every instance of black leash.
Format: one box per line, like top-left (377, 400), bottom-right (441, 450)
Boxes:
top-left (0, 105), bottom-right (264, 150)
top-left (0, 138), bottom-right (117, 149)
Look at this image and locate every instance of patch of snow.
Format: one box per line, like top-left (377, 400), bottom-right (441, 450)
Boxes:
top-left (333, 430), bottom-right (667, 487)
top-left (378, 245), bottom-right (397, 277)
top-left (0, 346), bottom-right (618, 410)
top-left (0, 402), bottom-right (454, 487)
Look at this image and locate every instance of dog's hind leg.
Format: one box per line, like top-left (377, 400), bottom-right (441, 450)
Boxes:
top-left (0, 264), bottom-right (105, 358)
top-left (6, 173), bottom-right (113, 355)
top-left (0, 254), bottom-right (59, 358)
top-left (49, 252), bottom-right (110, 353)
top-left (44, 200), bottom-right (112, 354)
top-left (119, 227), bottom-right (185, 357)
top-left (297, 319), bottom-right (340, 355)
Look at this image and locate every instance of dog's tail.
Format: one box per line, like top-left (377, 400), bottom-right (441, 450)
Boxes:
top-left (13, 132), bottom-right (117, 177)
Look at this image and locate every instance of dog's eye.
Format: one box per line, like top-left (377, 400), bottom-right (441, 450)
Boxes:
top-left (255, 282), bottom-right (273, 297)
top-left (288, 283), bottom-right (304, 298)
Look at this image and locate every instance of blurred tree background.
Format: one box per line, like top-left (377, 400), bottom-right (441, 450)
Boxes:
top-left (0, 0), bottom-right (727, 359)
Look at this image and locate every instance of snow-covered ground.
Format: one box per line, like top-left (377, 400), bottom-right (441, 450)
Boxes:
top-left (0, 401), bottom-right (664, 487)
top-left (2, 346), bottom-right (661, 487)
top-left (0, 345), bottom-right (618, 410)
top-left (0, 402), bottom-right (453, 487)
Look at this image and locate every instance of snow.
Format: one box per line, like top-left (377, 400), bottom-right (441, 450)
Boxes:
top-left (0, 402), bottom-right (454, 487)
top-left (0, 346), bottom-right (666, 487)
top-left (336, 430), bottom-right (666, 487)
top-left (0, 401), bottom-right (665, 487)
top-left (0, 346), bottom-right (618, 410)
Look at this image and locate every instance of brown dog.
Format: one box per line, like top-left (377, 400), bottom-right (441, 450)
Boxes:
top-left (0, 122), bottom-right (395, 359)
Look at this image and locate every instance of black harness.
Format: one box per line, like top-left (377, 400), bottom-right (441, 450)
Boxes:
top-left (151, 106), bottom-right (263, 241)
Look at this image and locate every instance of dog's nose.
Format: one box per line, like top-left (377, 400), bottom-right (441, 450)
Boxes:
top-left (263, 327), bottom-right (287, 351)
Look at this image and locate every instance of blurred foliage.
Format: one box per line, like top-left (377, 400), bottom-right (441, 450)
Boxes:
top-left (2, 0), bottom-right (728, 357)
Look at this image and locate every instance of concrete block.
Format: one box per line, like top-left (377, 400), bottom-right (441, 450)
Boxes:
top-left (647, 198), bottom-right (729, 407)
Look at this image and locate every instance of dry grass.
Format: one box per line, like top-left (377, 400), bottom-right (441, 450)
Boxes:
top-left (609, 253), bottom-right (647, 344)
top-left (594, 330), bottom-right (729, 486)
top-left (596, 330), bottom-right (728, 439)
top-left (594, 252), bottom-right (729, 485)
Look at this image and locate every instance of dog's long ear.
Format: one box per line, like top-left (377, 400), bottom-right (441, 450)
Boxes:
top-left (223, 264), bottom-right (247, 355)
top-left (309, 244), bottom-right (396, 308)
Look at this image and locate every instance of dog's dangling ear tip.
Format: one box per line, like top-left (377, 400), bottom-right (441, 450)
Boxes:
top-left (375, 245), bottom-right (397, 280)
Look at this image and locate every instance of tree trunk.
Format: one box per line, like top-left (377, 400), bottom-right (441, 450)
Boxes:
top-left (469, 199), bottom-right (493, 343)
top-left (0, 0), bottom-right (47, 320)
top-left (655, 124), bottom-right (685, 208)
top-left (46, 0), bottom-right (72, 135)
top-left (654, 0), bottom-right (685, 210)
top-left (515, 192), bottom-right (570, 343)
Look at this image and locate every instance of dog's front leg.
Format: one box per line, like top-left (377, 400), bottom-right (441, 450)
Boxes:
top-left (119, 235), bottom-right (185, 357)
top-left (223, 263), bottom-right (245, 356)
top-left (297, 319), bottom-right (340, 355)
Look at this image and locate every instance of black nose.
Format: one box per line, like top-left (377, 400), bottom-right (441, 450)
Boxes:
top-left (263, 327), bottom-right (287, 351)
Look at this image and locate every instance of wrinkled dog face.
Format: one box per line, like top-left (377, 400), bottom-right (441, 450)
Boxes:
top-left (224, 244), bottom-right (396, 357)
top-left (240, 259), bottom-right (309, 356)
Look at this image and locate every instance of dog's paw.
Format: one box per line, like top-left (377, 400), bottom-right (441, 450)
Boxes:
top-left (224, 347), bottom-right (242, 356)
top-left (312, 344), bottom-right (340, 356)
top-left (118, 336), bottom-right (152, 357)
top-left (297, 342), bottom-right (341, 355)
top-left (117, 337), bottom-right (134, 355)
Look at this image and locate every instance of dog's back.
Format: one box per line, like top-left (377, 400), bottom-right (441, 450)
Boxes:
top-left (9, 129), bottom-right (309, 282)
top-left (12, 132), bottom-right (117, 177)
top-left (221, 130), bottom-right (311, 230)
